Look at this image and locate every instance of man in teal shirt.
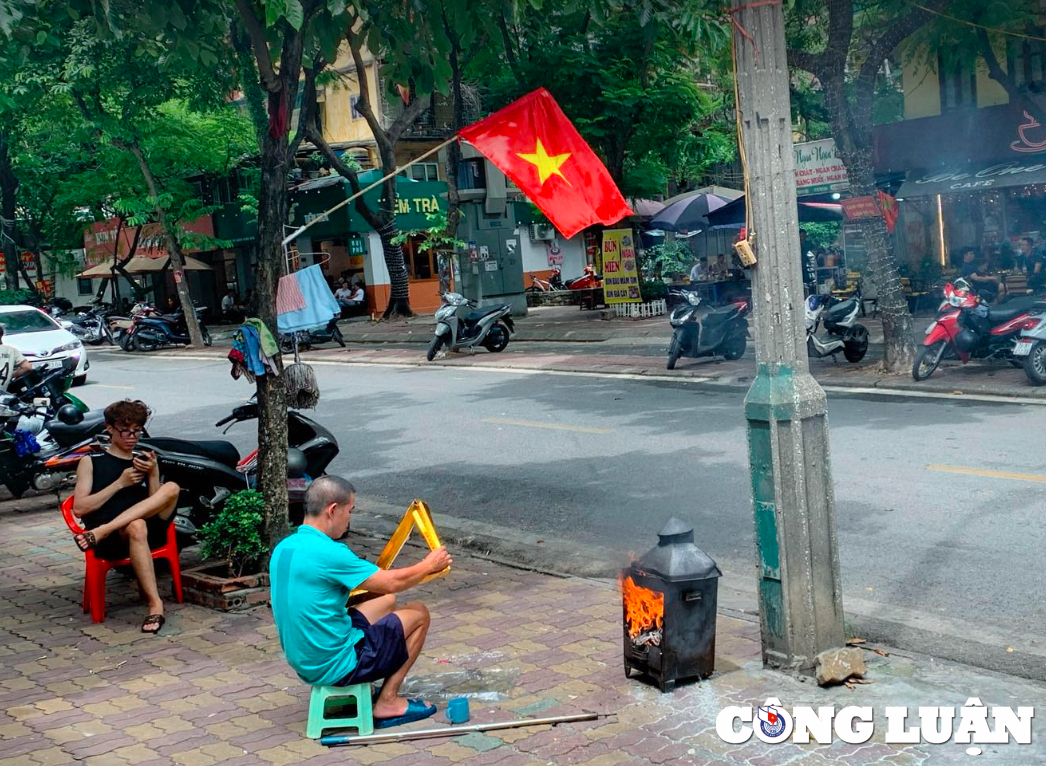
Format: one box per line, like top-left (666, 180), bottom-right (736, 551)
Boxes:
top-left (270, 476), bottom-right (452, 728)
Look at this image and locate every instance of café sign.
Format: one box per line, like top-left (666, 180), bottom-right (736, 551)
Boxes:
top-left (794, 139), bottom-right (850, 196)
top-left (898, 158), bottom-right (1046, 197)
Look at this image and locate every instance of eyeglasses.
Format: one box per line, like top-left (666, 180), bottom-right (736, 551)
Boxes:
top-left (114, 427), bottom-right (144, 438)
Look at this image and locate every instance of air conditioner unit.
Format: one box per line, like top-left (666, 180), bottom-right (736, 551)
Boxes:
top-left (530, 223), bottom-right (555, 241)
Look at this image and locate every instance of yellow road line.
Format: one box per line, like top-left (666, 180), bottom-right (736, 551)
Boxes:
top-left (482, 417), bottom-right (611, 435)
top-left (926, 464), bottom-right (1046, 484)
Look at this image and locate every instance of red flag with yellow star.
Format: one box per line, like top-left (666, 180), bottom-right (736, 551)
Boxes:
top-left (458, 88), bottom-right (633, 238)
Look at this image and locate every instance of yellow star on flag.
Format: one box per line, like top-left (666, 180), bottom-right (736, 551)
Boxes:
top-left (517, 139), bottom-right (571, 186)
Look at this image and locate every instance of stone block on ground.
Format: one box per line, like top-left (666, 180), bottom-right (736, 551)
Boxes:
top-left (814, 647), bottom-right (866, 686)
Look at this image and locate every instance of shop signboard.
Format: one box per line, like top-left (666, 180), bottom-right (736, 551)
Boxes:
top-left (601, 228), bottom-right (641, 304)
top-left (840, 196), bottom-right (880, 220)
top-left (794, 139), bottom-right (850, 197)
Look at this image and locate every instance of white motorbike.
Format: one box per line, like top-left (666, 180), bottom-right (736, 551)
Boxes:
top-left (427, 292), bottom-right (515, 361)
top-left (1014, 300), bottom-right (1046, 386)
top-left (805, 294), bottom-right (869, 362)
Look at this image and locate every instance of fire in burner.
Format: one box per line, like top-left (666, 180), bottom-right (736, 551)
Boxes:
top-left (620, 574), bottom-right (664, 640)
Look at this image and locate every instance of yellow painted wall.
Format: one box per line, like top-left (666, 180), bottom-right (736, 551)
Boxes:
top-left (320, 58), bottom-right (383, 145)
top-left (902, 41), bottom-right (1010, 119)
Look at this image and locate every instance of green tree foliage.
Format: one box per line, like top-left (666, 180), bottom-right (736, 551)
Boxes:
top-left (481, 0), bottom-right (732, 199)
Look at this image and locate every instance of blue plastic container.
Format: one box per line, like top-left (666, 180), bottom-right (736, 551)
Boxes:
top-left (447, 697), bottom-right (470, 724)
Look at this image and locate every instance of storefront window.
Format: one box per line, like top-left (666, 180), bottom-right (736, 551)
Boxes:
top-left (403, 237), bottom-right (435, 280)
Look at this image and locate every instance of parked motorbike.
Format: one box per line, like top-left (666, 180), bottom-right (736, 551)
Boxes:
top-left (126, 306), bottom-right (212, 351)
top-left (109, 302), bottom-right (157, 350)
top-left (565, 264), bottom-right (601, 291)
top-left (665, 290), bottom-right (749, 369)
top-left (913, 280), bottom-right (1039, 381)
top-left (0, 362), bottom-right (107, 496)
top-left (805, 294), bottom-right (869, 363)
top-left (279, 317), bottom-right (345, 353)
top-left (66, 304), bottom-right (115, 346)
top-left (1012, 301), bottom-right (1046, 386)
top-left (427, 292), bottom-right (514, 361)
top-left (140, 402), bottom-right (339, 543)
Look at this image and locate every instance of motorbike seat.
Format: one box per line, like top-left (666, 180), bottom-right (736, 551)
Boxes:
top-left (701, 305), bottom-right (740, 326)
top-left (824, 299), bottom-right (857, 324)
top-left (465, 306), bottom-right (503, 323)
top-left (987, 305), bottom-right (1031, 324)
top-left (45, 410), bottom-right (107, 448)
top-left (142, 438), bottom-right (241, 468)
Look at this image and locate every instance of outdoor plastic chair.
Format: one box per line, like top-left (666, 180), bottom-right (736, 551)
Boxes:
top-left (60, 496), bottom-right (183, 623)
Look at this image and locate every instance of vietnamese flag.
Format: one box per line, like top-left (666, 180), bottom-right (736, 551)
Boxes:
top-left (458, 88), bottom-right (633, 238)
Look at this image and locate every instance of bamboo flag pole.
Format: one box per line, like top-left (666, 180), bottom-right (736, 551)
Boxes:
top-left (281, 135), bottom-right (460, 247)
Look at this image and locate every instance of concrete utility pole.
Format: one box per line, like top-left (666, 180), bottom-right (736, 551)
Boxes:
top-left (731, 0), bottom-right (845, 671)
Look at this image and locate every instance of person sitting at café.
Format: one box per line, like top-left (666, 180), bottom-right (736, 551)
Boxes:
top-left (1019, 236), bottom-right (1046, 292)
top-left (221, 290), bottom-right (244, 323)
top-left (960, 247), bottom-right (1006, 302)
top-left (689, 257), bottom-right (708, 283)
top-left (334, 280), bottom-right (355, 311)
top-left (348, 283), bottom-right (365, 307)
top-left (269, 476), bottom-right (452, 729)
top-left (710, 253), bottom-right (729, 278)
top-left (70, 399), bottom-right (181, 635)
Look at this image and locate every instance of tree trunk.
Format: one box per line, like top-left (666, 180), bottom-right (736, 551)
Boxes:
top-left (444, 34), bottom-right (464, 240)
top-left (122, 140), bottom-right (205, 347)
top-left (254, 129), bottom-right (290, 549)
top-left (822, 78), bottom-right (914, 373)
top-left (377, 218), bottom-right (412, 318)
top-left (0, 132), bottom-right (20, 292)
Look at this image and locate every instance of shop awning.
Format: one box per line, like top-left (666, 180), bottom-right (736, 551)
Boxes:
top-left (897, 158), bottom-right (1046, 198)
top-left (77, 255), bottom-right (213, 278)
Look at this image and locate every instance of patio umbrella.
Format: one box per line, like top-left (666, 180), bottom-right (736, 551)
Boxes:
top-left (704, 195), bottom-right (843, 228)
top-left (649, 193), bottom-right (730, 233)
top-left (77, 255), bottom-right (213, 278)
top-left (628, 198), bottom-right (666, 218)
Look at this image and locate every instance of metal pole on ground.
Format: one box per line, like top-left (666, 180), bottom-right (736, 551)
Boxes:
top-left (730, 0), bottom-right (846, 671)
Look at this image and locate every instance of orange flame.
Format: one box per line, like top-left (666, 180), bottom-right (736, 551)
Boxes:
top-left (619, 574), bottom-right (664, 639)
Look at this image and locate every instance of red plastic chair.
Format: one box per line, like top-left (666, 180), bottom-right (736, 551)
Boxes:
top-left (60, 496), bottom-right (183, 623)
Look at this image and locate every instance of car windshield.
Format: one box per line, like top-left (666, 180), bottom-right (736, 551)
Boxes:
top-left (0, 310), bottom-right (58, 334)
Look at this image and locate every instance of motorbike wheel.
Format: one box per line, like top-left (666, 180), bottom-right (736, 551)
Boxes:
top-left (912, 341), bottom-right (946, 381)
top-left (426, 335), bottom-right (445, 361)
top-left (666, 333), bottom-right (683, 370)
top-left (483, 324), bottom-right (510, 353)
top-left (120, 333), bottom-right (136, 352)
top-left (1025, 340), bottom-right (1046, 386)
top-left (332, 324), bottom-right (346, 347)
top-left (843, 325), bottom-right (869, 363)
top-left (722, 332), bottom-right (747, 361)
top-left (135, 333), bottom-right (160, 352)
top-left (201, 326), bottom-right (212, 347)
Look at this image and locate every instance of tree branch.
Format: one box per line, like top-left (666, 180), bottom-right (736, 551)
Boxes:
top-left (303, 121), bottom-right (382, 231)
top-left (977, 26), bottom-right (1046, 127)
top-left (787, 48), bottom-right (825, 77)
top-left (345, 28), bottom-right (392, 154)
top-left (387, 94), bottom-right (429, 143)
top-left (290, 55), bottom-right (325, 157)
top-left (497, 10), bottom-right (525, 86)
top-left (233, 0), bottom-right (280, 92)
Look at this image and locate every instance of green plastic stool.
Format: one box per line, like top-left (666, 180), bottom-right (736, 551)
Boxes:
top-left (306, 683), bottom-right (374, 739)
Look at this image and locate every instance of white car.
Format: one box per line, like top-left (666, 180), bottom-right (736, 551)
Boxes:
top-left (0, 305), bottom-right (89, 385)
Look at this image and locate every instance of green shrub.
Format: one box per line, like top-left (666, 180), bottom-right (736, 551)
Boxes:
top-left (199, 489), bottom-right (267, 577)
top-left (0, 289), bottom-right (36, 306)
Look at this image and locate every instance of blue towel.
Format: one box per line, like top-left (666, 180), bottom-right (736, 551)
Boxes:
top-left (240, 325), bottom-right (268, 377)
top-left (277, 264), bottom-right (341, 333)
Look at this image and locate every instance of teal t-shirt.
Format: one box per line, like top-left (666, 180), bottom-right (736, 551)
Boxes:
top-left (269, 525), bottom-right (379, 685)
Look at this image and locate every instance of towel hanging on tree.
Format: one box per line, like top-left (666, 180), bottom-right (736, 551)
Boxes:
top-left (276, 264), bottom-right (340, 333)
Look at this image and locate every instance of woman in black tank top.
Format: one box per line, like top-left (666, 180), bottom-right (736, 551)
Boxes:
top-left (71, 400), bottom-right (182, 634)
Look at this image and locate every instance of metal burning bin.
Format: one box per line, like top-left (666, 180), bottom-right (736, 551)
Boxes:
top-left (621, 517), bottom-right (722, 692)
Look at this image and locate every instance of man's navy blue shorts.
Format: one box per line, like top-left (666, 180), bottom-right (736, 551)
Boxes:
top-left (336, 609), bottom-right (408, 686)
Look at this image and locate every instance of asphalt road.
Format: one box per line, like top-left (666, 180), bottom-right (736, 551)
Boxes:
top-left (74, 350), bottom-right (1046, 676)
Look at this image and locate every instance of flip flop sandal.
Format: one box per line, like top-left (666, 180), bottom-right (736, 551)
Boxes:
top-left (374, 699), bottom-right (437, 730)
top-left (141, 614), bottom-right (165, 635)
top-left (74, 531), bottom-right (97, 551)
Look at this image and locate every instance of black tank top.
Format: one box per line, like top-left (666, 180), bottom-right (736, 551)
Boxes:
top-left (85, 452), bottom-right (149, 529)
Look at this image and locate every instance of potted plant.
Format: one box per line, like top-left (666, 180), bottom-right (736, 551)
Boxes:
top-left (182, 490), bottom-right (271, 611)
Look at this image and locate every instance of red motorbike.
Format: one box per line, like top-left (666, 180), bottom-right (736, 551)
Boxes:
top-left (565, 264), bottom-right (601, 290)
top-left (913, 280), bottom-right (1039, 380)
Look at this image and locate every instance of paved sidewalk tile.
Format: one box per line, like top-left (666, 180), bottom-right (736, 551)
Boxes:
top-left (1, 503), bottom-right (1043, 765)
